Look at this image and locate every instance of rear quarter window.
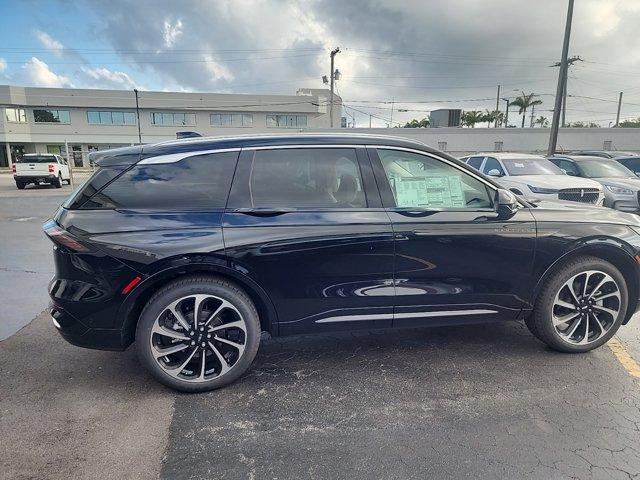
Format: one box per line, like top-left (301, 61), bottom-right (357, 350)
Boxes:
top-left (79, 151), bottom-right (238, 210)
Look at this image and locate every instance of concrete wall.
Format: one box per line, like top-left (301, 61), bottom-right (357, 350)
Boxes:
top-left (311, 127), bottom-right (640, 155)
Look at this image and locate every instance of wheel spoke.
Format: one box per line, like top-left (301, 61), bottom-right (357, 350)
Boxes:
top-left (202, 300), bottom-right (235, 327)
top-left (592, 291), bottom-right (620, 302)
top-left (581, 271), bottom-right (591, 297)
top-left (209, 319), bottom-right (246, 333)
top-left (562, 316), bottom-right (583, 339)
top-left (192, 294), bottom-right (210, 330)
top-left (592, 305), bottom-right (619, 318)
top-left (587, 275), bottom-right (609, 299)
top-left (199, 351), bottom-right (207, 379)
top-left (590, 313), bottom-right (607, 337)
top-left (579, 314), bottom-right (590, 344)
top-left (566, 281), bottom-right (581, 305)
top-left (213, 335), bottom-right (245, 356)
top-left (167, 347), bottom-right (198, 377)
top-left (555, 299), bottom-right (577, 311)
top-left (208, 341), bottom-right (231, 376)
top-left (553, 312), bottom-right (580, 326)
top-left (153, 342), bottom-right (190, 359)
top-left (167, 300), bottom-right (191, 331)
top-left (152, 323), bottom-right (190, 341)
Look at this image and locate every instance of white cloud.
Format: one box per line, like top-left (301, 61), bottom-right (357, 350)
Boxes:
top-left (22, 57), bottom-right (74, 87)
top-left (80, 66), bottom-right (141, 89)
top-left (163, 18), bottom-right (183, 48)
top-left (36, 31), bottom-right (64, 57)
top-left (0, 58), bottom-right (6, 72)
top-left (202, 54), bottom-right (234, 82)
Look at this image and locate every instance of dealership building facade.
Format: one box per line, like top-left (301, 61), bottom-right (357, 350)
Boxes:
top-left (0, 84), bottom-right (342, 168)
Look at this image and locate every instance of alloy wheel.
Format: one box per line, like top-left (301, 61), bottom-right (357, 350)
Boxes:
top-left (149, 294), bottom-right (247, 382)
top-left (551, 270), bottom-right (621, 345)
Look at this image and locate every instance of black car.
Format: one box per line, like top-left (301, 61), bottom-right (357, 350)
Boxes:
top-left (45, 134), bottom-right (640, 392)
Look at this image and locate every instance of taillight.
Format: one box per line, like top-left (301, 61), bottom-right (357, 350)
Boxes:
top-left (11, 164), bottom-right (16, 173)
top-left (42, 220), bottom-right (89, 252)
top-left (48, 164), bottom-right (55, 173)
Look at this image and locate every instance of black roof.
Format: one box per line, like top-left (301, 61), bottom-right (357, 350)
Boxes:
top-left (91, 133), bottom-right (438, 167)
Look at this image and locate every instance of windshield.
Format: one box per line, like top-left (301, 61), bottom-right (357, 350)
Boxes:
top-left (17, 155), bottom-right (56, 164)
top-left (502, 158), bottom-right (564, 176)
top-left (577, 159), bottom-right (636, 178)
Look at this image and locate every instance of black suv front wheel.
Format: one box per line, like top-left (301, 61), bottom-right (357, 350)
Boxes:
top-left (526, 256), bottom-right (628, 353)
top-left (136, 275), bottom-right (261, 392)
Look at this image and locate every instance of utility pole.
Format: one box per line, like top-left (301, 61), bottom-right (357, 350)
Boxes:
top-left (615, 91), bottom-right (623, 127)
top-left (133, 88), bottom-right (142, 144)
top-left (329, 47), bottom-right (340, 128)
top-left (494, 85), bottom-right (501, 127)
top-left (551, 55), bottom-right (581, 128)
top-left (530, 103), bottom-right (536, 128)
top-left (548, 0), bottom-right (575, 156)
top-left (502, 97), bottom-right (510, 127)
top-left (390, 98), bottom-right (395, 127)
top-left (369, 114), bottom-right (372, 128)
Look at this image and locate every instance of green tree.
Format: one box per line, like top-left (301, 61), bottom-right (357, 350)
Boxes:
top-left (509, 92), bottom-right (543, 128)
top-left (402, 118), bottom-right (430, 128)
top-left (619, 117), bottom-right (640, 128)
top-left (461, 110), bottom-right (483, 128)
top-left (481, 109), bottom-right (501, 128)
top-left (567, 121), bottom-right (600, 128)
top-left (534, 116), bottom-right (549, 128)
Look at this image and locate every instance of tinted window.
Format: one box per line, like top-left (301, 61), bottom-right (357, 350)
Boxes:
top-left (575, 159), bottom-right (635, 178)
top-left (502, 158), bottom-right (563, 175)
top-left (249, 148), bottom-right (365, 208)
top-left (482, 157), bottom-right (505, 176)
top-left (618, 158), bottom-right (640, 174)
top-left (16, 155), bottom-right (57, 164)
top-left (81, 152), bottom-right (238, 210)
top-left (466, 156), bottom-right (484, 170)
top-left (557, 159), bottom-right (579, 176)
top-left (378, 149), bottom-right (494, 210)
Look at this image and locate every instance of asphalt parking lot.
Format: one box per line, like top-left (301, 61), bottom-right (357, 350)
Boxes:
top-left (1, 173), bottom-right (640, 480)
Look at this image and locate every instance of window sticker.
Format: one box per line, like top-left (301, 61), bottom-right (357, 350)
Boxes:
top-left (394, 175), bottom-right (465, 208)
top-left (513, 163), bottom-right (524, 168)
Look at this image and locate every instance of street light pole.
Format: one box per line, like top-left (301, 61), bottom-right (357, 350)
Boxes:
top-left (615, 91), bottom-right (623, 127)
top-left (502, 98), bottom-right (510, 127)
top-left (494, 85), bottom-right (501, 128)
top-left (133, 88), bottom-right (142, 144)
top-left (548, 0), bottom-right (575, 155)
top-left (329, 47), bottom-right (340, 128)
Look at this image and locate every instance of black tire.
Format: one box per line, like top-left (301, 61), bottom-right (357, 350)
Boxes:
top-left (136, 275), bottom-right (261, 392)
top-left (15, 182), bottom-right (25, 190)
top-left (525, 255), bottom-right (628, 353)
top-left (54, 173), bottom-right (62, 188)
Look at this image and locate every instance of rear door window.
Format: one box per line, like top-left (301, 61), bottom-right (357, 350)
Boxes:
top-left (80, 151), bottom-right (238, 210)
top-left (248, 148), bottom-right (366, 208)
top-left (481, 157), bottom-right (505, 176)
top-left (466, 156), bottom-right (484, 170)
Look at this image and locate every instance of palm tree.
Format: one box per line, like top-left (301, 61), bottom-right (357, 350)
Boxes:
top-left (461, 110), bottom-right (483, 128)
top-left (482, 109), bottom-right (499, 128)
top-left (509, 92), bottom-right (543, 128)
top-left (534, 116), bottom-right (549, 128)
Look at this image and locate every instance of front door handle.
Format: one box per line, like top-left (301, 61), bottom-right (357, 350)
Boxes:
top-left (235, 208), bottom-right (295, 217)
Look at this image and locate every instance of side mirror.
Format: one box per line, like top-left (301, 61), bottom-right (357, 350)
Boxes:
top-left (487, 169), bottom-right (502, 177)
top-left (496, 188), bottom-right (519, 218)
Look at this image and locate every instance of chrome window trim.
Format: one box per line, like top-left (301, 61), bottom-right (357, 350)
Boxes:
top-left (244, 144), bottom-right (363, 151)
top-left (138, 148), bottom-right (241, 165)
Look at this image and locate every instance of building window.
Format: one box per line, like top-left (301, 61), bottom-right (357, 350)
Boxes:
top-left (266, 114), bottom-right (308, 128)
top-left (210, 113), bottom-right (253, 127)
top-left (34, 109), bottom-right (71, 124)
top-left (150, 112), bottom-right (196, 126)
top-left (494, 141), bottom-right (503, 152)
top-left (437, 141), bottom-right (448, 152)
top-left (5, 107), bottom-right (27, 123)
top-left (87, 111), bottom-right (137, 125)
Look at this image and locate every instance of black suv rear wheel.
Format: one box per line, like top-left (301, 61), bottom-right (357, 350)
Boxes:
top-left (525, 256), bottom-right (628, 353)
top-left (136, 275), bottom-right (261, 392)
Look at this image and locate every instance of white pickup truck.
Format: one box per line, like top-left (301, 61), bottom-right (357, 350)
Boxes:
top-left (12, 153), bottom-right (71, 189)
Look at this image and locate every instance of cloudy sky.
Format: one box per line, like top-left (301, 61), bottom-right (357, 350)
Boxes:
top-left (1, 0), bottom-right (640, 127)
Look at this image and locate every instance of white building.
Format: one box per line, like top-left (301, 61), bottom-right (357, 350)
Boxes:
top-left (0, 85), bottom-right (342, 168)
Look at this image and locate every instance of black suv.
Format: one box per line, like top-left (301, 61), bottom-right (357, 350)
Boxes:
top-left (45, 134), bottom-right (640, 392)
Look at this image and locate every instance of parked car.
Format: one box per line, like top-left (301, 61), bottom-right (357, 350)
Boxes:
top-left (614, 156), bottom-right (640, 177)
top-left (460, 153), bottom-right (604, 205)
top-left (13, 153), bottom-right (71, 189)
top-left (548, 155), bottom-right (640, 214)
top-left (565, 150), bottom-right (639, 159)
top-left (45, 135), bottom-right (640, 392)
